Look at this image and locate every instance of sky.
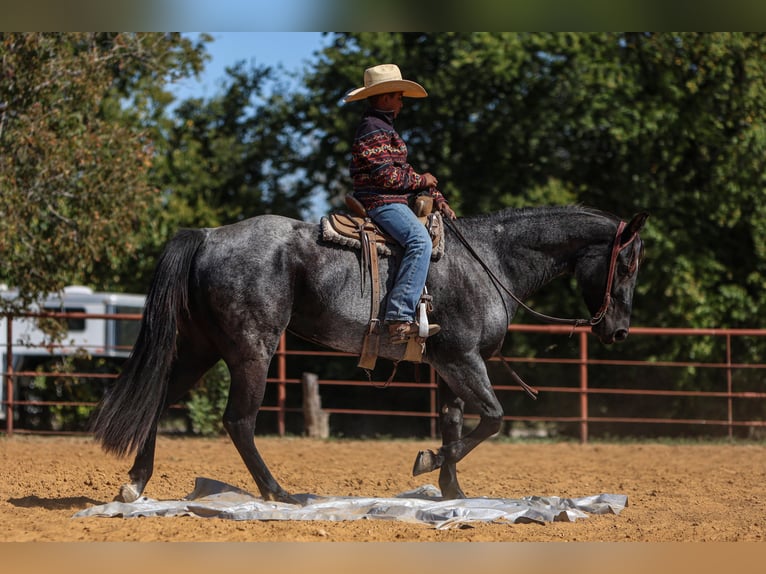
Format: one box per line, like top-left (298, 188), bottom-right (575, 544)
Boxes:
top-left (169, 32), bottom-right (328, 102)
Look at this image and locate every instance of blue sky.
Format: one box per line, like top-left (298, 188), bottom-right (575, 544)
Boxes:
top-left (169, 32), bottom-right (328, 101)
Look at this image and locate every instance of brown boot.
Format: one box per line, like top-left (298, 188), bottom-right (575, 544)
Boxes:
top-left (388, 321), bottom-right (441, 344)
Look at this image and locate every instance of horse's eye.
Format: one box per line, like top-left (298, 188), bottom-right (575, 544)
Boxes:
top-left (618, 256), bottom-right (639, 278)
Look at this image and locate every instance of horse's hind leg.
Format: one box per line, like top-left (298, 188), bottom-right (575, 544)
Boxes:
top-left (118, 341), bottom-right (218, 502)
top-left (119, 431), bottom-right (157, 502)
top-left (223, 341), bottom-right (298, 504)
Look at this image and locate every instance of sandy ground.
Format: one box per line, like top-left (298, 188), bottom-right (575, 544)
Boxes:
top-left (1, 434), bottom-right (765, 542)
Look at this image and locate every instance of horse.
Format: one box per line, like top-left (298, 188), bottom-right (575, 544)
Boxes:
top-left (92, 205), bottom-right (648, 503)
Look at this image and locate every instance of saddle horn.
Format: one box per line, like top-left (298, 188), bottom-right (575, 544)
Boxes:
top-left (344, 194), bottom-right (368, 219)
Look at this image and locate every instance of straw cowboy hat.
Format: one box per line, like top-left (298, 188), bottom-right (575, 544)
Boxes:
top-left (343, 64), bottom-right (428, 103)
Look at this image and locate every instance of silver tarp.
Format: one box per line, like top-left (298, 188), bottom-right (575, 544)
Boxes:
top-left (73, 477), bottom-right (627, 529)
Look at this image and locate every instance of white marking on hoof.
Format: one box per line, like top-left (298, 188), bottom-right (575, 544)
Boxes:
top-left (118, 483), bottom-right (141, 503)
top-left (412, 449), bottom-right (442, 476)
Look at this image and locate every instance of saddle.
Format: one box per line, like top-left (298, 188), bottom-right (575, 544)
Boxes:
top-left (320, 194), bottom-right (444, 260)
top-left (319, 194), bottom-right (444, 370)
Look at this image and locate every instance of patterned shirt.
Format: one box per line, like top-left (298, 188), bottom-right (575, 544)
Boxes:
top-left (350, 107), bottom-right (446, 212)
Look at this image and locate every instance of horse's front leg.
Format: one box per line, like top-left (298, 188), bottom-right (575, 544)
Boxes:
top-left (412, 359), bottom-right (503, 499)
top-left (413, 413), bottom-right (502, 496)
top-left (423, 377), bottom-right (466, 499)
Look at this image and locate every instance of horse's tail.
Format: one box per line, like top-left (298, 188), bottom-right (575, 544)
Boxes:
top-left (91, 228), bottom-right (206, 457)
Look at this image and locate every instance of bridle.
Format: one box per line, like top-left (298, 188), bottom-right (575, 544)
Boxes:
top-left (443, 215), bottom-right (642, 401)
top-left (587, 220), bottom-right (641, 325)
top-left (445, 217), bottom-right (641, 328)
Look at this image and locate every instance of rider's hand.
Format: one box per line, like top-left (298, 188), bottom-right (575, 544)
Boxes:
top-left (421, 172), bottom-right (438, 188)
top-left (439, 202), bottom-right (457, 221)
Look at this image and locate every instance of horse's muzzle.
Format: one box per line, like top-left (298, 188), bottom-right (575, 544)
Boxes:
top-left (613, 328), bottom-right (629, 342)
top-left (592, 324), bottom-right (629, 345)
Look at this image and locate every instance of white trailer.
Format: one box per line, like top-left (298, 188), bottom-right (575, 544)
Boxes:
top-left (1, 286), bottom-right (145, 420)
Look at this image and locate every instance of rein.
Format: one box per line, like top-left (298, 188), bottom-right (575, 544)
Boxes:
top-left (444, 217), bottom-right (636, 328)
top-left (444, 217), bottom-right (638, 402)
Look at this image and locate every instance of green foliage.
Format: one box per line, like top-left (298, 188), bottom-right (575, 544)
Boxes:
top-left (10, 32), bottom-right (763, 334)
top-left (257, 33), bottom-right (766, 434)
top-left (0, 32), bottom-right (208, 308)
top-left (20, 352), bottom-right (120, 431)
top-left (276, 32), bottom-right (766, 334)
top-left (4, 32), bottom-right (766, 437)
top-left (186, 361), bottom-right (230, 436)
top-left (151, 61), bottom-right (313, 229)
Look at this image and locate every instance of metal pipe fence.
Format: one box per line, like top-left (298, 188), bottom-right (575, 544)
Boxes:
top-left (3, 310), bottom-right (766, 442)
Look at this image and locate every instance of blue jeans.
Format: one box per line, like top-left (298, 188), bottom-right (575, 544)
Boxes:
top-left (368, 202), bottom-right (432, 323)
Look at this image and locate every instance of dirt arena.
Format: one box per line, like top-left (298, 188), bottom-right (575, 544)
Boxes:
top-left (1, 434), bottom-right (765, 542)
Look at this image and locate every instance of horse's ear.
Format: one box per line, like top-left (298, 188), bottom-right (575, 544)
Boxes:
top-left (623, 211), bottom-right (649, 240)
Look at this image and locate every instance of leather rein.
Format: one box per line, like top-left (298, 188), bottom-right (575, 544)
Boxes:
top-left (444, 217), bottom-right (639, 402)
top-left (445, 217), bottom-right (638, 328)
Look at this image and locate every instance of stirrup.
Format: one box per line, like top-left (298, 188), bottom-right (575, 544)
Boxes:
top-left (388, 321), bottom-right (440, 344)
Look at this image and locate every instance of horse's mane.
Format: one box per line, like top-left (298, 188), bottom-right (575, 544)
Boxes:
top-left (463, 204), bottom-right (620, 225)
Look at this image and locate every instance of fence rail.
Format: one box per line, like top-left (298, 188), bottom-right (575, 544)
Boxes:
top-left (3, 310), bottom-right (766, 441)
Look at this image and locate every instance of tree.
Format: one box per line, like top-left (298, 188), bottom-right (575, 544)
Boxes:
top-left (0, 32), bottom-right (208, 310)
top-left (103, 60), bottom-right (323, 294)
top-left (256, 33), bottom-right (766, 432)
top-left (274, 32), bottom-right (766, 332)
top-left (152, 61), bottom-right (313, 229)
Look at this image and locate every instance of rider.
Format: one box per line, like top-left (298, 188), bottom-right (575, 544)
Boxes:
top-left (344, 63), bottom-right (457, 344)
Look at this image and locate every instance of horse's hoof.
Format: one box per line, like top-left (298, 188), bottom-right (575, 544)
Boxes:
top-left (441, 486), bottom-right (467, 500)
top-left (263, 490), bottom-right (302, 505)
top-left (278, 492), bottom-right (302, 505)
top-left (412, 449), bottom-right (444, 476)
top-left (117, 482), bottom-right (142, 503)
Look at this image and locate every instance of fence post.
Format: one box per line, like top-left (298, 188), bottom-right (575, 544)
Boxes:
top-left (4, 315), bottom-right (13, 436)
top-left (429, 366), bottom-right (437, 439)
top-left (579, 330), bottom-right (588, 444)
top-left (302, 372), bottom-right (329, 438)
top-left (277, 333), bottom-right (287, 436)
top-left (726, 333), bottom-right (733, 441)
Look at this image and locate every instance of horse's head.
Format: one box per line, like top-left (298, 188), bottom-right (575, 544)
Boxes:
top-left (577, 212), bottom-right (648, 345)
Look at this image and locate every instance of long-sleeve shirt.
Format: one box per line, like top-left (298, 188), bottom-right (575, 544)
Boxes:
top-left (349, 107), bottom-right (446, 212)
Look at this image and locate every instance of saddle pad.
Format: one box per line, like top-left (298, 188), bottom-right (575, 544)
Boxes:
top-left (320, 211), bottom-right (444, 260)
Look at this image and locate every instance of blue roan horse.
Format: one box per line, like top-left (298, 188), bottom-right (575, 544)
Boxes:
top-left (92, 205), bottom-right (647, 503)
